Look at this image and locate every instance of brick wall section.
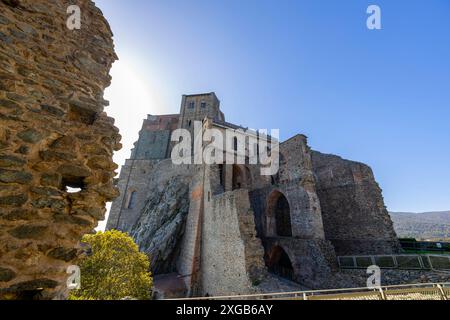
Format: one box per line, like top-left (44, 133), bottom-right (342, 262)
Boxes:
top-left (0, 0), bottom-right (120, 299)
top-left (311, 151), bottom-right (402, 255)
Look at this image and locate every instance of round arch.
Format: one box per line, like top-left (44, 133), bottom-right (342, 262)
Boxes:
top-left (266, 190), bottom-right (292, 237)
top-left (266, 245), bottom-right (294, 281)
top-left (232, 165), bottom-right (252, 190)
top-left (232, 164), bottom-right (244, 190)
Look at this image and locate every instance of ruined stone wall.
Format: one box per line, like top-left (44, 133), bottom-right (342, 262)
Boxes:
top-left (249, 135), bottom-right (325, 240)
top-left (0, 0), bottom-right (120, 299)
top-left (279, 135), bottom-right (315, 184)
top-left (200, 182), bottom-right (266, 296)
top-left (176, 165), bottom-right (205, 296)
top-left (311, 151), bottom-right (401, 255)
top-left (264, 238), bottom-right (350, 289)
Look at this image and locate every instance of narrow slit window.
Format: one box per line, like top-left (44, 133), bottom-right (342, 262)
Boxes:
top-left (127, 191), bottom-right (137, 209)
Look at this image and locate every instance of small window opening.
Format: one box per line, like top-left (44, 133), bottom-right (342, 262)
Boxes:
top-left (127, 191), bottom-right (137, 209)
top-left (62, 176), bottom-right (85, 193)
top-left (219, 164), bottom-right (224, 187)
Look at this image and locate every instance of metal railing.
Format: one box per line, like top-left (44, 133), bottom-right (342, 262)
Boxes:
top-left (169, 282), bottom-right (449, 300)
top-left (338, 254), bottom-right (450, 271)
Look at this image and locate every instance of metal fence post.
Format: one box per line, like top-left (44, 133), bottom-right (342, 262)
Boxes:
top-left (378, 287), bottom-right (386, 300)
top-left (436, 284), bottom-right (447, 300)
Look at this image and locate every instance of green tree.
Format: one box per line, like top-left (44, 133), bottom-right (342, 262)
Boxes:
top-left (69, 230), bottom-right (153, 300)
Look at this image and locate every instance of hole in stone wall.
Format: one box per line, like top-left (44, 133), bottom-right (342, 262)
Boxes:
top-left (66, 187), bottom-right (82, 194)
top-left (3, 0), bottom-right (20, 8)
top-left (62, 176), bottom-right (85, 193)
top-left (67, 105), bottom-right (97, 125)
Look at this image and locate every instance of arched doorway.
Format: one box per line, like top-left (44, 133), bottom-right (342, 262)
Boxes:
top-left (266, 246), bottom-right (294, 281)
top-left (232, 165), bottom-right (244, 190)
top-left (267, 191), bottom-right (292, 237)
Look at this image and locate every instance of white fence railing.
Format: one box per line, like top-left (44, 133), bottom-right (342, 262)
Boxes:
top-left (338, 254), bottom-right (450, 271)
top-left (170, 282), bottom-right (450, 301)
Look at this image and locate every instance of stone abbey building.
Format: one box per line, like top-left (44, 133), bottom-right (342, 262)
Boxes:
top-left (106, 92), bottom-right (401, 297)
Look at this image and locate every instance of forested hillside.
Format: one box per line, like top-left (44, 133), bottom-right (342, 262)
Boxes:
top-left (390, 211), bottom-right (450, 241)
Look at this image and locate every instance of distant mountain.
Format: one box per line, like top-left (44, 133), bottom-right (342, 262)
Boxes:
top-left (389, 211), bottom-right (450, 241)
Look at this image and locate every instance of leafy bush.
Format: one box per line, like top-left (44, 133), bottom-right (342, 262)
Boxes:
top-left (69, 230), bottom-right (153, 300)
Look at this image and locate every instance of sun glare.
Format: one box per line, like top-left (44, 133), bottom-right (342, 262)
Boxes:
top-left (97, 59), bottom-right (160, 231)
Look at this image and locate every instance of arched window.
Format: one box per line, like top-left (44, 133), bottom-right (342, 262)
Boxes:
top-left (267, 191), bottom-right (292, 237)
top-left (127, 190), bottom-right (137, 209)
top-left (232, 165), bottom-right (244, 190)
top-left (275, 194), bottom-right (291, 237)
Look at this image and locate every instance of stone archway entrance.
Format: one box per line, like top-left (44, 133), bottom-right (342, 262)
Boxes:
top-left (232, 165), bottom-right (244, 190)
top-left (267, 191), bottom-right (292, 237)
top-left (266, 246), bottom-right (294, 281)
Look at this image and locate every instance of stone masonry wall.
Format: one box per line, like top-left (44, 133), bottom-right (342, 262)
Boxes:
top-left (132, 130), bottom-right (171, 160)
top-left (106, 159), bottom-right (157, 231)
top-left (249, 135), bottom-right (325, 240)
top-left (176, 165), bottom-right (205, 296)
top-left (311, 151), bottom-right (401, 255)
top-left (0, 0), bottom-right (120, 299)
top-left (200, 187), bottom-right (266, 297)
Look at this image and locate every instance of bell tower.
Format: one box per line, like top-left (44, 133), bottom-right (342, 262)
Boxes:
top-left (178, 92), bottom-right (225, 131)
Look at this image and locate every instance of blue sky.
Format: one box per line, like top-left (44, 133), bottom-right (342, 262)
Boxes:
top-left (95, 0), bottom-right (450, 213)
